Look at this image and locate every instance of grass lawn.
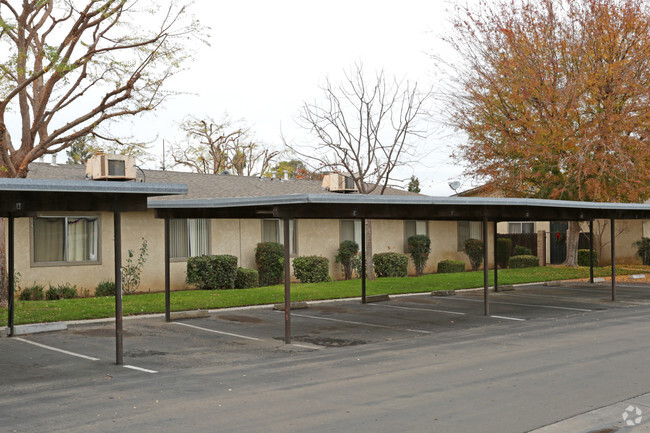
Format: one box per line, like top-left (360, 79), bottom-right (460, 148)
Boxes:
top-left (0, 266), bottom-right (643, 326)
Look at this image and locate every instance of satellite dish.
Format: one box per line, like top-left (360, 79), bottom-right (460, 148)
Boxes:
top-left (449, 181), bottom-right (461, 194)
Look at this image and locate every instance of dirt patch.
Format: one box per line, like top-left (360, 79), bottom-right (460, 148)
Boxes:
top-left (218, 315), bottom-right (263, 324)
top-left (309, 305), bottom-right (357, 314)
top-left (393, 298), bottom-right (438, 305)
top-left (124, 349), bottom-right (167, 358)
top-left (71, 328), bottom-right (127, 337)
top-left (288, 336), bottom-right (367, 347)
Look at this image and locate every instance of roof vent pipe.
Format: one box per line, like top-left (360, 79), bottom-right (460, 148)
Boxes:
top-left (51, 154), bottom-right (57, 166)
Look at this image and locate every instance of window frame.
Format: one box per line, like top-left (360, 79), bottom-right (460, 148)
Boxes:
top-left (339, 219), bottom-right (363, 248)
top-left (404, 220), bottom-right (428, 251)
top-left (261, 218), bottom-right (298, 256)
top-left (508, 222), bottom-right (535, 234)
top-left (30, 214), bottom-right (101, 267)
top-left (457, 220), bottom-right (484, 251)
top-left (170, 218), bottom-right (211, 261)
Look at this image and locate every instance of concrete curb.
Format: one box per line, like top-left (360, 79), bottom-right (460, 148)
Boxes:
top-left (6, 322), bottom-right (67, 336)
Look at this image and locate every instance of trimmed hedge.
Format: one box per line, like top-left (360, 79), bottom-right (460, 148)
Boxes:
top-left (255, 242), bottom-right (284, 286)
top-left (578, 249), bottom-right (598, 267)
top-left (335, 240), bottom-right (359, 280)
top-left (437, 260), bottom-right (465, 274)
top-left (509, 255), bottom-right (539, 269)
top-left (46, 283), bottom-right (78, 300)
top-left (407, 235), bottom-right (431, 276)
top-left (496, 238), bottom-right (512, 269)
top-left (373, 252), bottom-right (408, 278)
top-left (633, 237), bottom-right (650, 265)
top-left (95, 280), bottom-right (115, 297)
top-left (514, 245), bottom-right (532, 256)
top-left (293, 256), bottom-right (330, 283)
top-left (187, 254), bottom-right (238, 290)
top-left (235, 268), bottom-right (259, 289)
top-left (464, 238), bottom-right (484, 271)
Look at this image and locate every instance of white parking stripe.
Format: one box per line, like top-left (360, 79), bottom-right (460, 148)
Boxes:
top-left (436, 296), bottom-right (592, 312)
top-left (368, 303), bottom-right (466, 316)
top-left (124, 365), bottom-right (158, 374)
top-left (173, 321), bottom-right (261, 341)
top-left (14, 337), bottom-right (100, 361)
top-left (490, 315), bottom-right (526, 322)
top-left (292, 313), bottom-right (432, 334)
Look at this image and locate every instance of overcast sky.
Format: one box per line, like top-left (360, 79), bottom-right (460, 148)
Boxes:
top-left (130, 0), bottom-right (470, 196)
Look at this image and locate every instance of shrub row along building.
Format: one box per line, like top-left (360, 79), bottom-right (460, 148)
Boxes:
top-left (11, 156), bottom-right (649, 295)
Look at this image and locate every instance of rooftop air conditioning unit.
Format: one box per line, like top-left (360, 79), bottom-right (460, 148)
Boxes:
top-left (322, 172), bottom-right (358, 193)
top-left (85, 154), bottom-right (136, 181)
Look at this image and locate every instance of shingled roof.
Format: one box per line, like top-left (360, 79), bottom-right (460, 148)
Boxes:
top-left (26, 162), bottom-right (416, 200)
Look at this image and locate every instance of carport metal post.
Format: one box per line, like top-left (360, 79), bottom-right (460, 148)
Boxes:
top-left (7, 214), bottom-right (15, 336)
top-left (164, 217), bottom-right (171, 322)
top-left (114, 211), bottom-right (124, 365)
top-left (493, 220), bottom-right (498, 292)
top-left (589, 220), bottom-right (594, 284)
top-left (361, 218), bottom-right (366, 304)
top-left (483, 216), bottom-right (490, 316)
top-left (611, 218), bottom-right (616, 301)
top-left (283, 218), bottom-right (291, 344)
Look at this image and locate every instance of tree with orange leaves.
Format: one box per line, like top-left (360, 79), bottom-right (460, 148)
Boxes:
top-left (445, 0), bottom-right (650, 266)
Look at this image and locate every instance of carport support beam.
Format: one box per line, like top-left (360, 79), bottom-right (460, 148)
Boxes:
top-left (114, 211), bottom-right (123, 365)
top-left (361, 218), bottom-right (366, 304)
top-left (164, 217), bottom-right (171, 322)
top-left (283, 218), bottom-right (291, 344)
top-left (483, 216), bottom-right (490, 316)
top-left (589, 220), bottom-right (594, 284)
top-left (493, 220), bottom-right (498, 292)
top-left (7, 214), bottom-right (15, 336)
top-left (611, 218), bottom-right (616, 301)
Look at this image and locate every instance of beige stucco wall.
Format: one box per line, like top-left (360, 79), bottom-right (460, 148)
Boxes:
top-left (581, 219), bottom-right (644, 265)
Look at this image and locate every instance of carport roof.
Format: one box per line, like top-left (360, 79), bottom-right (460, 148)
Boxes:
top-left (0, 178), bottom-right (187, 217)
top-left (150, 193), bottom-right (650, 221)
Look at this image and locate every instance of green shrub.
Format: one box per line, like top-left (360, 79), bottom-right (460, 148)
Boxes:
top-left (496, 238), bottom-right (512, 269)
top-left (235, 268), bottom-right (259, 289)
top-left (350, 254), bottom-right (366, 279)
top-left (578, 249), bottom-right (598, 267)
top-left (464, 238), bottom-right (484, 271)
top-left (46, 283), bottom-right (78, 300)
top-left (509, 255), bottom-right (539, 269)
top-left (122, 238), bottom-right (149, 295)
top-left (633, 237), bottom-right (650, 265)
top-left (335, 240), bottom-right (359, 280)
top-left (293, 256), bottom-right (330, 283)
top-left (373, 252), bottom-right (408, 278)
top-left (187, 255), bottom-right (238, 290)
top-left (255, 242), bottom-right (284, 286)
top-left (95, 280), bottom-right (115, 297)
top-left (514, 245), bottom-right (532, 256)
top-left (407, 235), bottom-right (431, 276)
top-left (18, 284), bottom-right (45, 301)
top-left (437, 260), bottom-right (465, 274)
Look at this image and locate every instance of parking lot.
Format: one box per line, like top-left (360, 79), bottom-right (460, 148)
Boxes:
top-left (3, 281), bottom-right (649, 377)
top-left (4, 281), bottom-right (650, 433)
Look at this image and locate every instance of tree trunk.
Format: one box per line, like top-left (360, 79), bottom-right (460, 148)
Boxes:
top-left (0, 218), bottom-right (7, 308)
top-left (562, 220), bottom-right (581, 267)
top-left (365, 219), bottom-right (375, 280)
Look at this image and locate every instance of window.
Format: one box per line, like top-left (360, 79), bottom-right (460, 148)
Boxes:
top-left (33, 216), bottom-right (99, 263)
top-left (340, 219), bottom-right (363, 247)
top-left (404, 220), bottom-right (428, 250)
top-left (508, 222), bottom-right (535, 234)
top-left (457, 221), bottom-right (483, 251)
top-left (171, 219), bottom-right (210, 259)
top-left (262, 219), bottom-right (297, 255)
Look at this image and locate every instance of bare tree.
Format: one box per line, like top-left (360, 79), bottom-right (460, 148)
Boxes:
top-left (0, 0), bottom-right (205, 306)
top-left (289, 64), bottom-right (432, 277)
top-left (290, 64), bottom-right (431, 193)
top-left (171, 116), bottom-right (279, 176)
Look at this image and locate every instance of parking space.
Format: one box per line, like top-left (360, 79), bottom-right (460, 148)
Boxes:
top-left (3, 281), bottom-right (650, 382)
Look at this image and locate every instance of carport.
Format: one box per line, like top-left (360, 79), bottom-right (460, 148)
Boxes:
top-left (1, 178), bottom-right (187, 363)
top-left (151, 194), bottom-right (650, 344)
